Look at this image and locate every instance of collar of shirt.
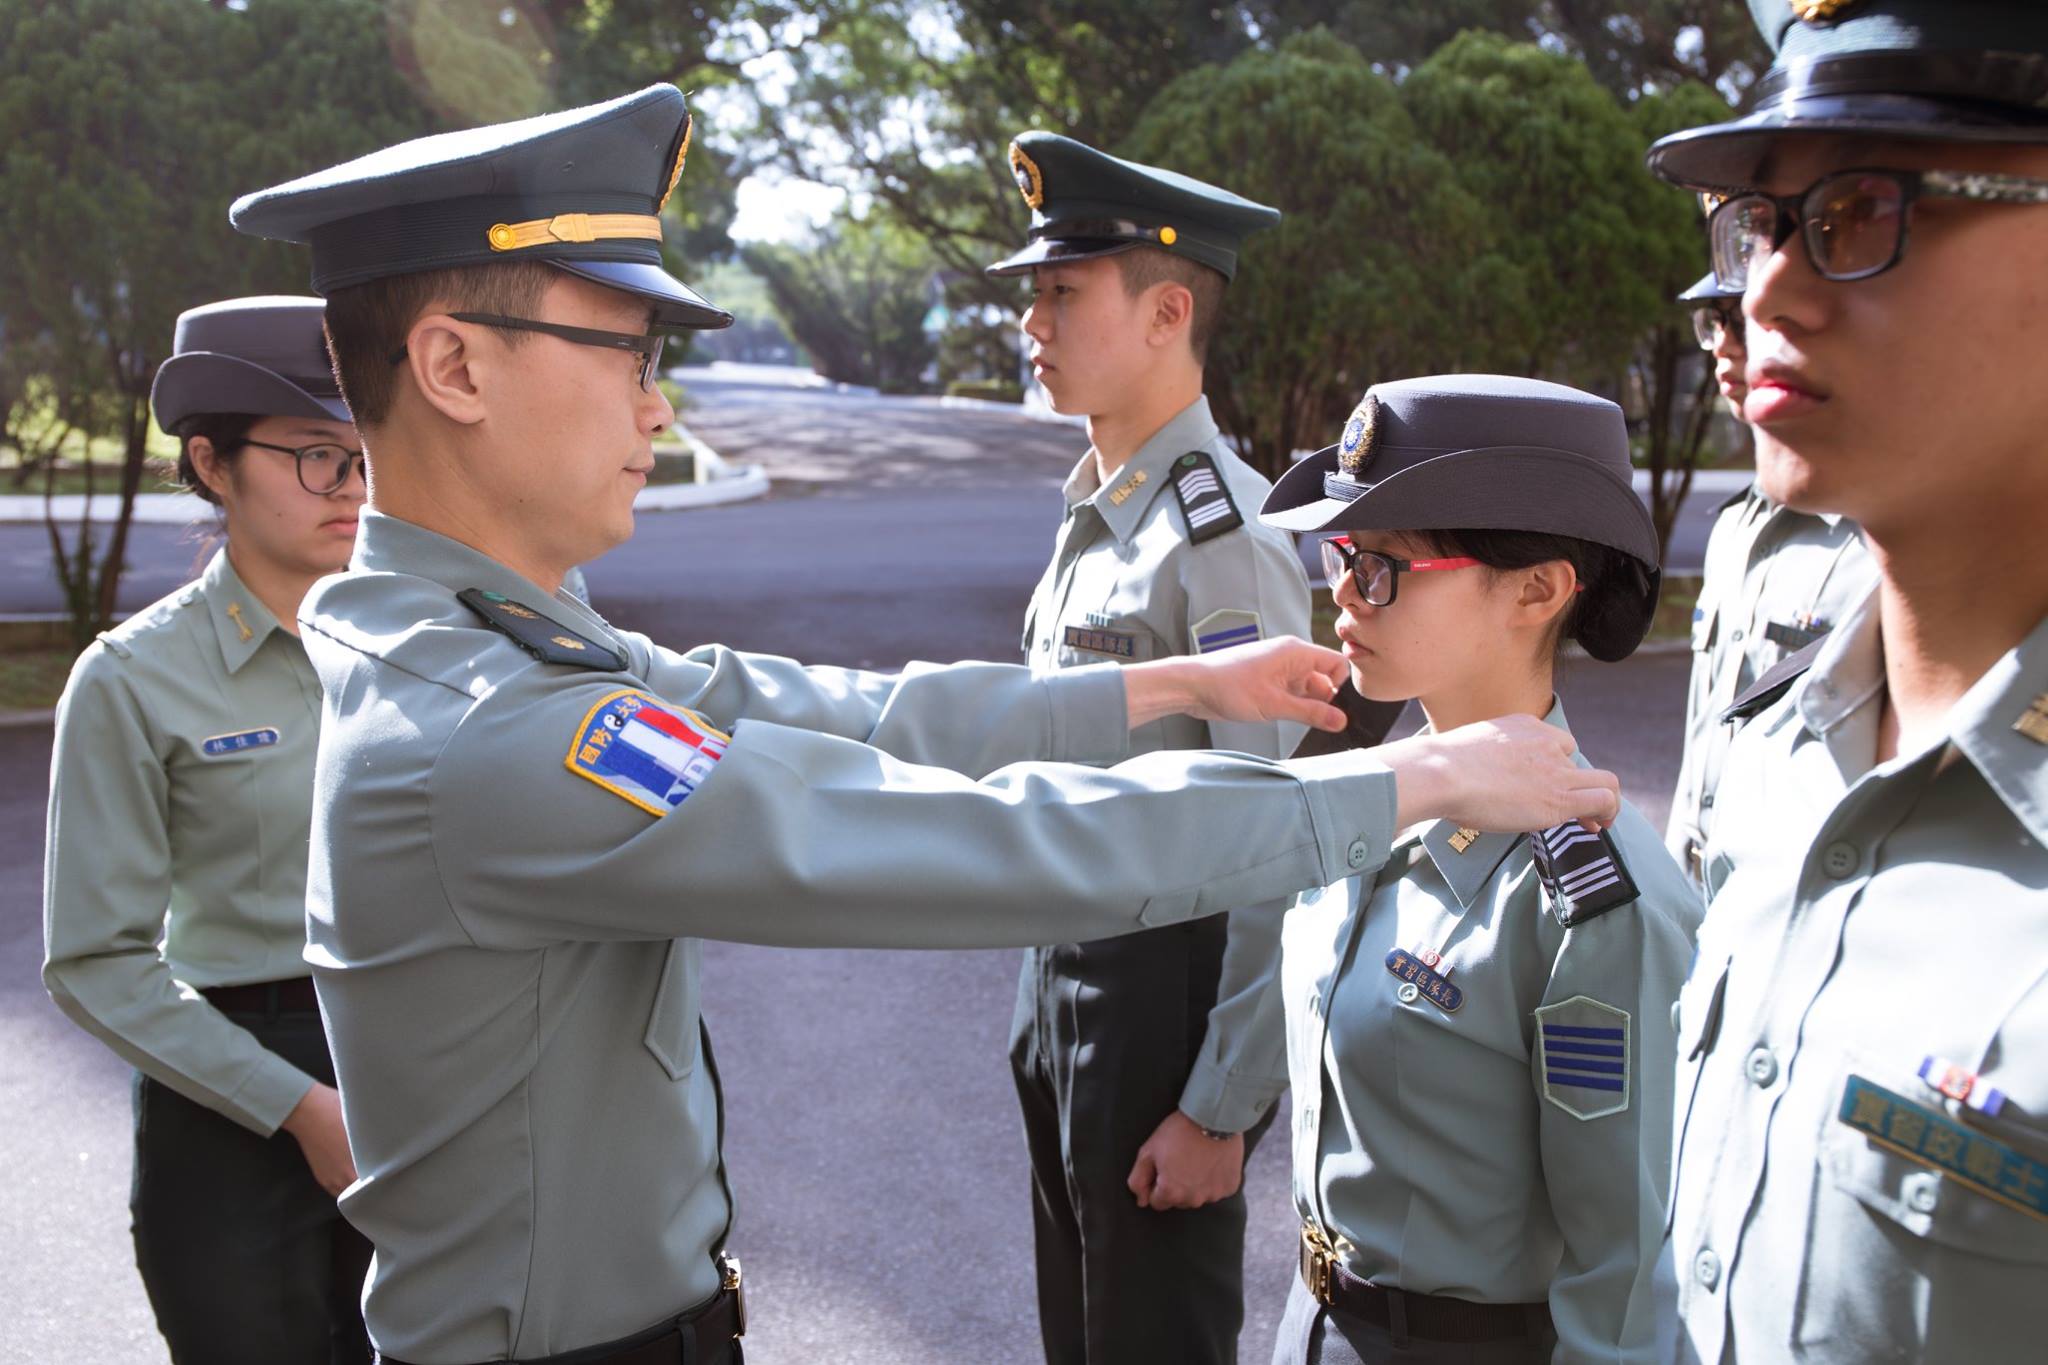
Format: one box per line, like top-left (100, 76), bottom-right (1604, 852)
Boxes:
top-left (1748, 480), bottom-right (1846, 531)
top-left (1060, 394), bottom-right (1220, 545)
top-left (1406, 695), bottom-right (1576, 909)
top-left (201, 546), bottom-right (286, 674)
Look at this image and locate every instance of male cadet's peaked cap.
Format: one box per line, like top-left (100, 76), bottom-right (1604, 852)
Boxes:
top-left (984, 132), bottom-right (1280, 281)
top-left (151, 296), bottom-right (350, 435)
top-left (1679, 271), bottom-right (1742, 302)
top-left (229, 85), bottom-right (731, 330)
top-left (1650, 0), bottom-right (2048, 192)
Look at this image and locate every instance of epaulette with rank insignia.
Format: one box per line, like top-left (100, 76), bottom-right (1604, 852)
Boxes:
top-left (1169, 451), bottom-right (1243, 545)
top-left (1529, 821), bottom-right (1640, 927)
top-left (458, 588), bottom-right (628, 671)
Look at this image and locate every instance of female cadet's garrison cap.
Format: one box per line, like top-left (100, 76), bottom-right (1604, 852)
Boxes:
top-left (229, 85), bottom-right (731, 330)
top-left (1650, 0), bottom-right (2048, 193)
top-left (150, 296), bottom-right (350, 435)
top-left (984, 132), bottom-right (1280, 281)
top-left (1260, 375), bottom-right (1662, 658)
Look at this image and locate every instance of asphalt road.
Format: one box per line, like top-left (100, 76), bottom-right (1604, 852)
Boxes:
top-left (0, 366), bottom-right (1691, 1364)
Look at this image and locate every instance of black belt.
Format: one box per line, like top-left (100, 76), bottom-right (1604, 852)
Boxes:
top-left (379, 1282), bottom-right (743, 1365)
top-left (1300, 1227), bottom-right (1549, 1344)
top-left (201, 976), bottom-right (320, 1015)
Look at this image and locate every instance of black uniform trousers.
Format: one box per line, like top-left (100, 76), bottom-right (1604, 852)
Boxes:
top-left (131, 999), bottom-right (373, 1364)
top-left (1011, 913), bottom-right (1274, 1365)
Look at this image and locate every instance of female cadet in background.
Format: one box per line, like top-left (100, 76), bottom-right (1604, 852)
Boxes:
top-left (1253, 374), bottom-right (1702, 1364)
top-left (42, 296), bottom-right (373, 1363)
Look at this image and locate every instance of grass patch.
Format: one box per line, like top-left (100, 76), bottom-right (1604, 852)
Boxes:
top-left (0, 460), bottom-right (181, 498)
top-left (0, 647), bottom-right (78, 711)
top-left (646, 448), bottom-right (697, 485)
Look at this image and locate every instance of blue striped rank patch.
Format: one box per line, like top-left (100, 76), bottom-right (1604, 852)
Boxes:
top-left (1841, 1075), bottom-right (2048, 1222)
top-left (566, 689), bottom-right (729, 818)
top-left (1192, 608), bottom-right (1262, 655)
top-left (201, 727), bottom-right (280, 757)
top-left (1535, 996), bottom-right (1630, 1120)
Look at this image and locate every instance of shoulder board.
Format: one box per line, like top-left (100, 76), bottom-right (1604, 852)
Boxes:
top-left (1719, 636), bottom-right (1826, 724)
top-left (1168, 450), bottom-right (1243, 545)
top-left (1529, 820), bottom-right (1640, 928)
top-left (457, 588), bottom-right (628, 671)
top-left (1290, 683), bottom-right (1406, 758)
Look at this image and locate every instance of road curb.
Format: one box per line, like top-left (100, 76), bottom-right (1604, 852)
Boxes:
top-left (0, 707), bottom-right (55, 729)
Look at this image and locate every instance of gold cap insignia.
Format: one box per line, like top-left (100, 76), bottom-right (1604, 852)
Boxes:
top-left (1159, 226), bottom-right (1178, 246)
top-left (1790, 0), bottom-right (1859, 22)
top-left (1010, 142), bottom-right (1045, 211)
top-left (1338, 393), bottom-right (1381, 478)
top-left (2015, 692), bottom-right (2048, 746)
top-left (658, 113), bottom-right (692, 214)
top-left (551, 635), bottom-right (587, 652)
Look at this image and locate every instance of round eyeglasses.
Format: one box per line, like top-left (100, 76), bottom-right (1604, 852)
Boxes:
top-left (240, 439), bottom-right (364, 495)
top-left (1690, 299), bottom-right (1743, 351)
top-left (1709, 166), bottom-right (2048, 291)
top-left (1322, 536), bottom-right (1480, 607)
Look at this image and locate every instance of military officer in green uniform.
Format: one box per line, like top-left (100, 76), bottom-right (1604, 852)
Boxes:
top-left (229, 85), bottom-right (1625, 1365)
top-left (1254, 375), bottom-right (1703, 1364)
top-left (1648, 2), bottom-right (2048, 1359)
top-left (42, 296), bottom-right (372, 1361)
top-left (1665, 270), bottom-right (1874, 887)
top-left (983, 131), bottom-right (1308, 1365)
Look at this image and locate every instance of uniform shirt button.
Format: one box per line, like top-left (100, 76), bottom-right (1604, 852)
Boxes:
top-left (1745, 1046), bottom-right (1778, 1088)
top-left (1397, 982), bottom-right (1420, 1004)
top-left (1904, 1172), bottom-right (1940, 1214)
top-left (1693, 1248), bottom-right (1722, 1291)
top-left (1730, 628), bottom-right (1745, 643)
top-left (1821, 842), bottom-right (1858, 879)
top-left (1346, 839), bottom-right (1371, 869)
top-left (1671, 1001), bottom-right (1683, 1033)
top-left (1039, 638), bottom-right (1051, 652)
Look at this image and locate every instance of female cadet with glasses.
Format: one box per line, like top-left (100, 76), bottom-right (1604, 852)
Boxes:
top-left (42, 296), bottom-right (373, 1363)
top-left (1251, 375), bottom-right (1702, 1364)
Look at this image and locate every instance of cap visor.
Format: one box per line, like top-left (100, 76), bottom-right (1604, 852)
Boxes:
top-left (151, 353), bottom-right (350, 435)
top-left (553, 260), bottom-right (732, 330)
top-left (984, 238), bottom-right (1143, 278)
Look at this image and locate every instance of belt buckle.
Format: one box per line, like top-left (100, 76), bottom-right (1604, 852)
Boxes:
top-left (717, 1251), bottom-right (747, 1338)
top-left (1300, 1223), bottom-right (1337, 1307)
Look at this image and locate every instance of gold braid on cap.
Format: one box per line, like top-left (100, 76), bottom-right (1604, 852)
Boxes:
top-left (486, 212), bottom-right (663, 253)
top-left (658, 113), bottom-right (692, 213)
top-left (1790, 0), bottom-right (1859, 22)
top-left (1010, 142), bottom-right (1045, 210)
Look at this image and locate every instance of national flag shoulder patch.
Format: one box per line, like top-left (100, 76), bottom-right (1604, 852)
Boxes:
top-left (1169, 451), bottom-right (1243, 546)
top-left (566, 689), bottom-right (729, 817)
top-left (1192, 608), bottom-right (1262, 655)
top-left (1529, 820), bottom-right (1640, 927)
top-left (1535, 996), bottom-right (1630, 1120)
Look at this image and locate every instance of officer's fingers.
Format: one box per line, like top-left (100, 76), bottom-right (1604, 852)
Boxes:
top-left (1128, 1152), bottom-right (1156, 1206)
top-left (1556, 769), bottom-right (1621, 830)
top-left (1271, 689), bottom-right (1350, 733)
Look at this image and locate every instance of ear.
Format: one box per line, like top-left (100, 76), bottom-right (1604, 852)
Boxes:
top-left (186, 435), bottom-right (235, 503)
top-left (1146, 280), bottom-right (1194, 353)
top-left (1512, 559), bottom-right (1579, 631)
top-left (402, 314), bottom-right (489, 427)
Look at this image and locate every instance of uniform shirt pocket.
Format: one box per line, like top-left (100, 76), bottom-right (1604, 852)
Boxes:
top-left (643, 938), bottom-right (701, 1081)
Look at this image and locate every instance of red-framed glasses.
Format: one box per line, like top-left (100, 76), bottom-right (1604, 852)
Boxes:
top-left (1322, 536), bottom-right (1480, 607)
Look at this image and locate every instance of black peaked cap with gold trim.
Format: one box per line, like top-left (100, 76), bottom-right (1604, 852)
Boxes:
top-left (984, 131), bottom-right (1279, 281)
top-left (230, 85), bottom-right (730, 330)
top-left (1650, 0), bottom-right (2048, 193)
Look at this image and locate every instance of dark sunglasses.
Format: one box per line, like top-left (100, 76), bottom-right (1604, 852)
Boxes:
top-left (1709, 167), bottom-right (2048, 290)
top-left (240, 439), bottom-right (364, 495)
top-left (388, 312), bottom-right (668, 391)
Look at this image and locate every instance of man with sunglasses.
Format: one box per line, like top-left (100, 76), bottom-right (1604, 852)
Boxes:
top-left (1647, 2), bottom-right (2048, 1361)
top-left (225, 86), bottom-right (1623, 1365)
top-left (1664, 270), bottom-right (1872, 889)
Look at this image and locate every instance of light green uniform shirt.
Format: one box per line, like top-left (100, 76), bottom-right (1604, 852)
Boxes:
top-left (301, 511), bottom-right (1399, 1362)
top-left (1667, 486), bottom-right (1873, 883)
top-left (42, 547), bottom-right (323, 1135)
top-left (1660, 596), bottom-right (2048, 1364)
top-left (1024, 393), bottom-right (1311, 1130)
top-left (1279, 703), bottom-right (1699, 1363)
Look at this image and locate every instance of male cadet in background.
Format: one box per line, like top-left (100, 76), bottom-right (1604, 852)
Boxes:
top-left (1664, 269), bottom-right (1872, 887)
top-left (984, 132), bottom-right (1307, 1365)
top-left (1647, 2), bottom-right (2048, 1360)
top-left (229, 85), bottom-right (1622, 1365)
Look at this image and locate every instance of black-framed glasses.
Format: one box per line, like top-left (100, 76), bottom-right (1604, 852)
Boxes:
top-left (388, 312), bottom-right (668, 391)
top-left (241, 439), bottom-right (364, 495)
top-left (1321, 536), bottom-right (1479, 607)
top-left (1690, 298), bottom-right (1742, 351)
top-left (1709, 167), bottom-right (2048, 290)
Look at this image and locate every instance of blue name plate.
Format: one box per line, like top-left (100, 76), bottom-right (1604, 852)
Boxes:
top-left (1839, 1074), bottom-right (2048, 1222)
top-left (1385, 948), bottom-right (1463, 1012)
top-left (1064, 625), bottom-right (1135, 659)
top-left (201, 727), bottom-right (280, 757)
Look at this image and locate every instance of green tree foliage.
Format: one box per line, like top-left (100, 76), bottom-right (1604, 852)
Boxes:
top-left (741, 211), bottom-right (936, 391)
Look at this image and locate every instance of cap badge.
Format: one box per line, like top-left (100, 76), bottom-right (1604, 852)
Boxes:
top-left (1338, 393), bottom-right (1381, 478)
top-left (2014, 692), bottom-right (2048, 746)
top-left (1009, 142), bottom-right (1045, 211)
top-left (1789, 0), bottom-right (1859, 22)
top-left (657, 112), bottom-right (692, 213)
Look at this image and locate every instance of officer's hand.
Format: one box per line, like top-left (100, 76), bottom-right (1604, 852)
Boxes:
top-left (1382, 714), bottom-right (1622, 832)
top-left (1126, 637), bottom-right (1348, 733)
top-left (1127, 1110), bottom-right (1244, 1211)
top-left (281, 1082), bottom-right (359, 1198)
